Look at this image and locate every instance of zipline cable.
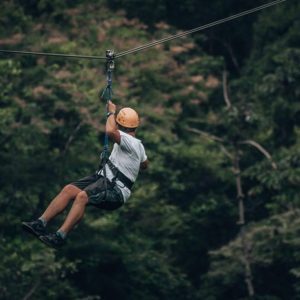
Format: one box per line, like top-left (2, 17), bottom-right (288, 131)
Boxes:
top-left (115, 0), bottom-right (286, 58)
top-left (0, 49), bottom-right (106, 60)
top-left (0, 0), bottom-right (285, 61)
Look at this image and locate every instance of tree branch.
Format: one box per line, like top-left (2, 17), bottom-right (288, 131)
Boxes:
top-left (223, 41), bottom-right (240, 73)
top-left (220, 144), bottom-right (234, 160)
top-left (222, 70), bottom-right (232, 110)
top-left (22, 280), bottom-right (40, 300)
top-left (207, 37), bottom-right (240, 73)
top-left (62, 121), bottom-right (83, 156)
top-left (187, 127), bottom-right (224, 143)
top-left (239, 140), bottom-right (277, 170)
top-left (187, 127), bottom-right (233, 159)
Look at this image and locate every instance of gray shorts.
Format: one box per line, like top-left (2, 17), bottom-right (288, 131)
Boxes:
top-left (71, 173), bottom-right (124, 211)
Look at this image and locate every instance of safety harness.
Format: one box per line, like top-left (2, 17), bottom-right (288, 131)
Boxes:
top-left (97, 157), bottom-right (134, 190)
top-left (97, 50), bottom-right (134, 196)
top-left (106, 159), bottom-right (134, 190)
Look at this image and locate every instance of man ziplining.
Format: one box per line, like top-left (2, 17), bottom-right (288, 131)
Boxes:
top-left (22, 100), bottom-right (148, 249)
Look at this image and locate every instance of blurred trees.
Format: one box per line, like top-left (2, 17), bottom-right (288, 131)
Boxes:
top-left (0, 0), bottom-right (299, 299)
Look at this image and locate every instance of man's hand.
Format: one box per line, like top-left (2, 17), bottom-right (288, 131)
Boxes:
top-left (107, 100), bottom-right (116, 114)
top-left (140, 159), bottom-right (149, 170)
top-left (106, 100), bottom-right (120, 144)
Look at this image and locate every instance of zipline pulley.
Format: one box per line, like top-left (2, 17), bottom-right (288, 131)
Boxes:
top-left (105, 49), bottom-right (115, 71)
top-left (101, 49), bottom-right (115, 102)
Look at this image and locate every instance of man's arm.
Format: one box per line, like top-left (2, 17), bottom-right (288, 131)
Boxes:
top-left (106, 100), bottom-right (121, 144)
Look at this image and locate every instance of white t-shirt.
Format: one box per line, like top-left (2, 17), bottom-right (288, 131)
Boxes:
top-left (103, 130), bottom-right (147, 202)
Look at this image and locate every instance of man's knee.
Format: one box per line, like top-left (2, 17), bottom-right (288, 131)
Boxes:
top-left (74, 191), bottom-right (88, 205)
top-left (62, 184), bottom-right (80, 196)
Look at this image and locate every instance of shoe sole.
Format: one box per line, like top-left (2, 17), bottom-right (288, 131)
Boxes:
top-left (21, 222), bottom-right (54, 249)
top-left (21, 222), bottom-right (42, 239)
top-left (39, 236), bottom-right (61, 250)
top-left (22, 222), bottom-right (63, 250)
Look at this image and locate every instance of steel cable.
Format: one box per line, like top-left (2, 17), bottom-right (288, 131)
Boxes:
top-left (0, 49), bottom-right (106, 60)
top-left (115, 0), bottom-right (286, 58)
top-left (0, 0), bottom-right (286, 61)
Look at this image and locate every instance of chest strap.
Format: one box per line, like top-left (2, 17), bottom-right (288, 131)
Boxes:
top-left (106, 159), bottom-right (134, 190)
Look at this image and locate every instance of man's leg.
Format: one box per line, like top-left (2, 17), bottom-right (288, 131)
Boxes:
top-left (58, 190), bottom-right (89, 234)
top-left (22, 184), bottom-right (81, 239)
top-left (40, 184), bottom-right (82, 223)
top-left (39, 191), bottom-right (89, 249)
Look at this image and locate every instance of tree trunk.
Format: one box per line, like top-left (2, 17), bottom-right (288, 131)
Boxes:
top-left (233, 148), bottom-right (255, 298)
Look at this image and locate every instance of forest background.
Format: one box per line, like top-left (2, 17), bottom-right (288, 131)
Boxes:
top-left (0, 0), bottom-right (299, 299)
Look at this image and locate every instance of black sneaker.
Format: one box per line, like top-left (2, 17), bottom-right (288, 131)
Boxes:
top-left (22, 220), bottom-right (46, 238)
top-left (39, 232), bottom-right (66, 249)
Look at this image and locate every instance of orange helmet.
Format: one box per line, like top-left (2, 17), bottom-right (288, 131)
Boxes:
top-left (116, 107), bottom-right (140, 128)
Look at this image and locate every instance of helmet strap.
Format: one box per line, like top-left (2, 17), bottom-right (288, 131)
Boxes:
top-left (117, 124), bottom-right (136, 133)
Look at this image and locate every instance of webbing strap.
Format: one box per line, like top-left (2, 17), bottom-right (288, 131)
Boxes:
top-left (106, 159), bottom-right (134, 190)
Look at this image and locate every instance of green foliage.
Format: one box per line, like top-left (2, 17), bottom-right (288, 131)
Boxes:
top-left (202, 211), bottom-right (300, 300)
top-left (0, 0), bottom-right (299, 299)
